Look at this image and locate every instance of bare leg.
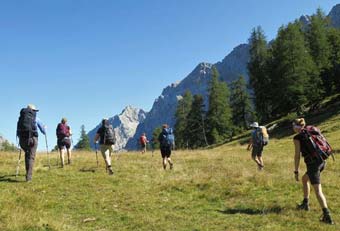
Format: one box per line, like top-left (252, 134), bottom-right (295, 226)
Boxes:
top-left (302, 174), bottom-right (310, 199)
top-left (312, 184), bottom-right (328, 209)
top-left (67, 148), bottom-right (72, 164)
top-left (258, 156), bottom-right (264, 167)
top-left (168, 157), bottom-right (173, 169)
top-left (163, 158), bottom-right (167, 170)
top-left (59, 148), bottom-right (65, 167)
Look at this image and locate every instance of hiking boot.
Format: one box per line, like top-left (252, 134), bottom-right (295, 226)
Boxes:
top-left (257, 163), bottom-right (264, 170)
top-left (108, 168), bottom-right (114, 175)
top-left (320, 213), bottom-right (334, 225)
top-left (170, 163), bottom-right (173, 170)
top-left (297, 202), bottom-right (310, 211)
top-left (68, 159), bottom-right (72, 165)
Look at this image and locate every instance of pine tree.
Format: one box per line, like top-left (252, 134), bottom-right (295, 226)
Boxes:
top-left (186, 95), bottom-right (208, 148)
top-left (77, 125), bottom-right (91, 150)
top-left (152, 126), bottom-right (162, 150)
top-left (327, 28), bottom-right (340, 92)
top-left (230, 75), bottom-right (254, 133)
top-left (307, 8), bottom-right (331, 70)
top-left (270, 21), bottom-right (318, 116)
top-left (248, 26), bottom-right (272, 122)
top-left (306, 8), bottom-right (330, 96)
top-left (206, 67), bottom-right (233, 144)
top-left (174, 90), bottom-right (193, 149)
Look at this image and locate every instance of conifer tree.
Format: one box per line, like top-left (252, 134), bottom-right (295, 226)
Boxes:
top-left (248, 26), bottom-right (272, 122)
top-left (270, 21), bottom-right (318, 116)
top-left (186, 95), bottom-right (208, 148)
top-left (307, 8), bottom-right (331, 70)
top-left (306, 8), bottom-right (331, 96)
top-left (206, 67), bottom-right (233, 144)
top-left (174, 90), bottom-right (193, 149)
top-left (327, 28), bottom-right (340, 92)
top-left (230, 75), bottom-right (254, 132)
top-left (77, 125), bottom-right (91, 150)
top-left (152, 126), bottom-right (162, 150)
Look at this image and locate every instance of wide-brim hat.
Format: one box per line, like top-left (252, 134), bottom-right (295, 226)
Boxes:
top-left (250, 122), bottom-right (259, 128)
top-left (27, 104), bottom-right (39, 111)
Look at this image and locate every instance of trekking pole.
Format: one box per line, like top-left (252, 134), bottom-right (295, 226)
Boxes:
top-left (95, 143), bottom-right (99, 168)
top-left (15, 137), bottom-right (21, 178)
top-left (56, 147), bottom-right (59, 166)
top-left (45, 134), bottom-right (50, 169)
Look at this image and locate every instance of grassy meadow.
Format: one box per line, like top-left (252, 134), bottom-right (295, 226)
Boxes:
top-left (1, 113), bottom-right (340, 230)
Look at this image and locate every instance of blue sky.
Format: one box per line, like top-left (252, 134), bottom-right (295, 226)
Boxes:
top-left (1, 0), bottom-right (339, 149)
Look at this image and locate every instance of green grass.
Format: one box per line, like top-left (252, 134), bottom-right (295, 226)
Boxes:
top-left (1, 106), bottom-right (340, 230)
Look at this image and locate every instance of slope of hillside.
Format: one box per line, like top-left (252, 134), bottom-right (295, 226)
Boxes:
top-left (0, 100), bottom-right (339, 230)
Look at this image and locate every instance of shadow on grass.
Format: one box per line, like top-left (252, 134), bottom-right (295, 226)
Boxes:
top-left (0, 175), bottom-right (22, 183)
top-left (79, 167), bottom-right (97, 173)
top-left (218, 206), bottom-right (283, 215)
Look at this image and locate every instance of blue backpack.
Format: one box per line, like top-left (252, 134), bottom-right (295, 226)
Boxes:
top-left (161, 128), bottom-right (175, 148)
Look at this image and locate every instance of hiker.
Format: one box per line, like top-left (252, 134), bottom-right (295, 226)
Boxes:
top-left (140, 133), bottom-right (148, 154)
top-left (292, 118), bottom-right (334, 224)
top-left (16, 104), bottom-right (46, 182)
top-left (94, 119), bottom-right (116, 175)
top-left (56, 118), bottom-right (72, 167)
top-left (158, 124), bottom-right (174, 170)
top-left (247, 122), bottom-right (268, 170)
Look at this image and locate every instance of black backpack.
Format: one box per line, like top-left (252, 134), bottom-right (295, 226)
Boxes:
top-left (17, 108), bottom-right (37, 138)
top-left (102, 123), bottom-right (116, 145)
top-left (160, 128), bottom-right (175, 148)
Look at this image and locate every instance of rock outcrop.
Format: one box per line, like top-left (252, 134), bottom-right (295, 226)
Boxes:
top-left (87, 106), bottom-right (147, 151)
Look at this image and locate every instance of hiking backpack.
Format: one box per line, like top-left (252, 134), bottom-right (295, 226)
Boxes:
top-left (17, 108), bottom-right (37, 138)
top-left (301, 126), bottom-right (333, 161)
top-left (140, 135), bottom-right (147, 145)
top-left (161, 128), bottom-right (175, 148)
top-left (253, 126), bottom-right (269, 146)
top-left (56, 123), bottom-right (69, 139)
top-left (102, 123), bottom-right (116, 145)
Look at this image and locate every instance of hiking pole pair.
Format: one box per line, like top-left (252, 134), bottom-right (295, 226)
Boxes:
top-left (45, 134), bottom-right (51, 169)
top-left (15, 137), bottom-right (21, 178)
top-left (95, 142), bottom-right (99, 168)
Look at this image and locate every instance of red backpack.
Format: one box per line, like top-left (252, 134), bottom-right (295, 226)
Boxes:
top-left (56, 123), bottom-right (70, 139)
top-left (302, 126), bottom-right (334, 161)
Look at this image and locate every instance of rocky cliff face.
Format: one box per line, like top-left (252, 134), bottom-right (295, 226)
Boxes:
top-left (328, 4), bottom-right (340, 28)
top-left (125, 44), bottom-right (250, 150)
top-left (88, 4), bottom-right (340, 151)
top-left (87, 106), bottom-right (147, 151)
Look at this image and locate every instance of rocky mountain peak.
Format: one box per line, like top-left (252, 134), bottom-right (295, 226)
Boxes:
top-left (329, 4), bottom-right (340, 28)
top-left (87, 106), bottom-right (147, 151)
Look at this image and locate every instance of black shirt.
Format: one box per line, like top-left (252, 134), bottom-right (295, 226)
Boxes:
top-left (293, 132), bottom-right (310, 157)
top-left (96, 126), bottom-right (105, 145)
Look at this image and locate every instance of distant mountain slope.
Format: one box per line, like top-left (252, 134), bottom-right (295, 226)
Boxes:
top-left (126, 44), bottom-right (250, 149)
top-left (88, 4), bottom-right (340, 151)
top-left (328, 4), bottom-right (340, 28)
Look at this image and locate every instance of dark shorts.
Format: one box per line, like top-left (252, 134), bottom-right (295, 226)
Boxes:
top-left (251, 145), bottom-right (263, 158)
top-left (160, 146), bottom-right (171, 158)
top-left (141, 143), bottom-right (146, 149)
top-left (58, 138), bottom-right (71, 149)
top-left (306, 161), bottom-right (325, 185)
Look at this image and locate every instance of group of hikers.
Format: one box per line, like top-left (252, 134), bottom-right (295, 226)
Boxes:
top-left (16, 104), bottom-right (176, 176)
top-left (15, 104), bottom-right (334, 225)
top-left (247, 119), bottom-right (334, 225)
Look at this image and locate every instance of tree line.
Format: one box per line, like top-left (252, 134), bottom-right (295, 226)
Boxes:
top-left (249, 8), bottom-right (340, 122)
top-left (174, 69), bottom-right (253, 149)
top-left (174, 8), bottom-right (340, 149)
